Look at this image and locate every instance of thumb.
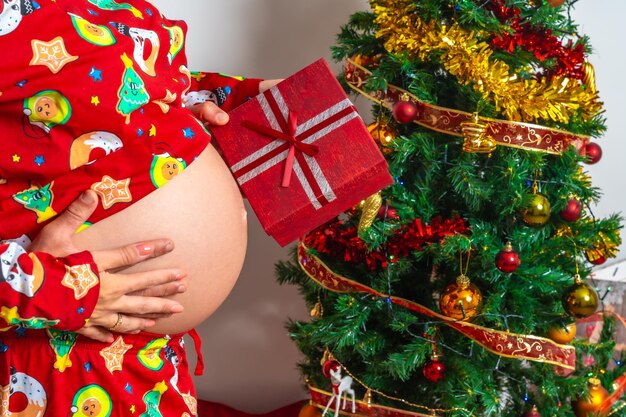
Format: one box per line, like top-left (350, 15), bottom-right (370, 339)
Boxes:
top-left (57, 190), bottom-right (99, 235)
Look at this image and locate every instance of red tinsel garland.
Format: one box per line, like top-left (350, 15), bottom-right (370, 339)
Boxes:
top-left (487, 0), bottom-right (586, 80)
top-left (302, 216), bottom-right (468, 270)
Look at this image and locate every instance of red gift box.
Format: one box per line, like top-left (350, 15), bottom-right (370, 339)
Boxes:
top-left (210, 58), bottom-right (393, 246)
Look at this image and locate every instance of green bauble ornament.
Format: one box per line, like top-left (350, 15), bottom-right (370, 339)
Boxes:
top-left (562, 275), bottom-right (599, 318)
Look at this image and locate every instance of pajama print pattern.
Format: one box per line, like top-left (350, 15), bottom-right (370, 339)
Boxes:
top-left (0, 0), bottom-right (261, 415)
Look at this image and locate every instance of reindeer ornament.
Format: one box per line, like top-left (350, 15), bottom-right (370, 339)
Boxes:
top-left (321, 360), bottom-right (356, 417)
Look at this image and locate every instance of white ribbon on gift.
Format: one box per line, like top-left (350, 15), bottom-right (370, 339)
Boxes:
top-left (231, 86), bottom-right (359, 210)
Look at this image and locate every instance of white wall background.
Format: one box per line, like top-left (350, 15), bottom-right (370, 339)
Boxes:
top-left (151, 1), bottom-right (625, 413)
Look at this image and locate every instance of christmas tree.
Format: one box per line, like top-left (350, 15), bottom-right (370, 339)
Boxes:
top-left (276, 1), bottom-right (625, 416)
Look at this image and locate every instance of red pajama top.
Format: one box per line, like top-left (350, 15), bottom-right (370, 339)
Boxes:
top-left (0, 0), bottom-right (261, 330)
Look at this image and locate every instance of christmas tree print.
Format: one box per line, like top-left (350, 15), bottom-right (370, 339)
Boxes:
top-left (13, 183), bottom-right (56, 223)
top-left (139, 381), bottom-right (167, 417)
top-left (116, 53), bottom-right (149, 124)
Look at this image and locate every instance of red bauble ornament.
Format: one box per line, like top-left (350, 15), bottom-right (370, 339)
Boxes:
top-left (423, 357), bottom-right (446, 382)
top-left (322, 360), bottom-right (340, 378)
top-left (582, 142), bottom-right (602, 164)
top-left (560, 198), bottom-right (582, 222)
top-left (392, 100), bottom-right (418, 124)
top-left (588, 255), bottom-right (607, 265)
top-left (495, 242), bottom-right (521, 273)
top-left (377, 206), bottom-right (399, 220)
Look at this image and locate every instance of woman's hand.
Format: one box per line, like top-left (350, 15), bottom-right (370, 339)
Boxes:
top-left (30, 190), bottom-right (187, 342)
top-left (189, 79), bottom-right (283, 127)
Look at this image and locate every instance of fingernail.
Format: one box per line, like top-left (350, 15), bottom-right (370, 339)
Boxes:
top-left (216, 112), bottom-right (228, 123)
top-left (165, 241), bottom-right (174, 252)
top-left (80, 191), bottom-right (94, 204)
top-left (177, 284), bottom-right (186, 293)
top-left (171, 304), bottom-right (184, 313)
top-left (136, 244), bottom-right (154, 256)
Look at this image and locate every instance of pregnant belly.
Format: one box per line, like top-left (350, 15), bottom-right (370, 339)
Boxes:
top-left (71, 144), bottom-right (248, 334)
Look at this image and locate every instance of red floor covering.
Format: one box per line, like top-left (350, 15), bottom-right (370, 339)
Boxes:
top-left (198, 400), bottom-right (306, 417)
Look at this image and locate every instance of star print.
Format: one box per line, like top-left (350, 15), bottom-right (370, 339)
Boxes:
top-left (91, 96), bottom-right (100, 106)
top-left (130, 405), bottom-right (136, 414)
top-left (87, 9), bottom-right (98, 15)
top-left (89, 66), bottom-right (103, 82)
top-left (182, 127), bottom-right (195, 139)
top-left (16, 80), bottom-right (27, 88)
top-left (91, 175), bottom-right (133, 209)
top-left (15, 327), bottom-right (27, 337)
top-left (77, 307), bottom-right (85, 314)
top-left (181, 392), bottom-right (197, 415)
top-left (34, 155), bottom-right (45, 166)
top-left (30, 37), bottom-right (78, 74)
top-left (137, 128), bottom-right (144, 137)
top-left (12, 154), bottom-right (20, 163)
top-left (62, 264), bottom-right (99, 299)
top-left (100, 336), bottom-right (133, 373)
top-left (145, 8), bottom-right (153, 16)
top-left (84, 362), bottom-right (92, 372)
top-left (125, 383), bottom-right (133, 394)
top-left (149, 124), bottom-right (156, 136)
top-left (0, 342), bottom-right (8, 353)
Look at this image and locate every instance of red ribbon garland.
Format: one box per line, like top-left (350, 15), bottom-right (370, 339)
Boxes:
top-left (303, 215), bottom-right (469, 270)
top-left (298, 241), bottom-right (577, 370)
top-left (487, 0), bottom-right (586, 80)
top-left (242, 111), bottom-right (319, 187)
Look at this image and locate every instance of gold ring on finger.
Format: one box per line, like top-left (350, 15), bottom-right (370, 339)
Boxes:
top-left (108, 313), bottom-right (124, 332)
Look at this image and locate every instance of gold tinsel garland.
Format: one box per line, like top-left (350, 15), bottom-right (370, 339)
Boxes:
top-left (371, 0), bottom-right (602, 124)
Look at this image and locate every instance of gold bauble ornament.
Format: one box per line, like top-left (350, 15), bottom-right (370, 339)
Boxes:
top-left (367, 121), bottom-right (397, 154)
top-left (572, 378), bottom-right (610, 417)
top-left (310, 301), bottom-right (323, 318)
top-left (522, 193), bottom-right (551, 226)
top-left (439, 275), bottom-right (483, 321)
top-left (562, 275), bottom-right (599, 318)
top-left (298, 404), bottom-right (322, 417)
top-left (585, 231), bottom-right (621, 265)
top-left (582, 60), bottom-right (597, 94)
top-left (547, 322), bottom-right (577, 344)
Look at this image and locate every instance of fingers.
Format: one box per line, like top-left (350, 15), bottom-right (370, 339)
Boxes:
top-left (189, 101), bottom-right (229, 126)
top-left (104, 313), bottom-right (156, 334)
top-left (56, 190), bottom-right (99, 234)
top-left (259, 79), bottom-right (283, 93)
top-left (114, 269), bottom-right (186, 295)
top-left (78, 315), bottom-right (157, 342)
top-left (116, 294), bottom-right (184, 316)
top-left (91, 239), bottom-right (175, 271)
top-left (30, 190), bottom-right (99, 255)
top-left (129, 279), bottom-right (187, 298)
top-left (75, 326), bottom-right (114, 343)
